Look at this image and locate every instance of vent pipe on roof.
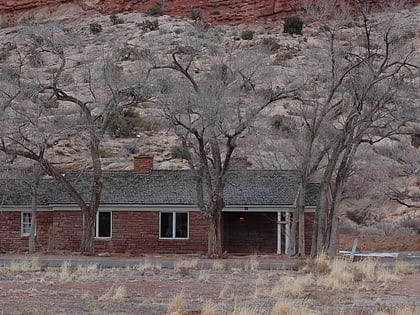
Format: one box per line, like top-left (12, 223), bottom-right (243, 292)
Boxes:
top-left (133, 155), bottom-right (154, 171)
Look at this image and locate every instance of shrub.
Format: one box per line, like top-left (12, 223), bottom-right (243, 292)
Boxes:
top-left (108, 109), bottom-right (153, 138)
top-left (0, 19), bottom-right (12, 29)
top-left (147, 2), bottom-right (163, 16)
top-left (346, 207), bottom-right (370, 225)
top-left (241, 29), bottom-right (254, 40)
top-left (260, 37), bottom-right (280, 52)
top-left (89, 23), bottom-right (103, 34)
top-left (399, 214), bottom-right (420, 234)
top-left (272, 51), bottom-right (294, 65)
top-left (271, 115), bottom-right (295, 132)
top-left (123, 142), bottom-right (139, 155)
top-left (110, 14), bottom-right (124, 25)
top-left (137, 20), bottom-right (159, 32)
top-left (170, 145), bottom-right (189, 159)
top-left (118, 46), bottom-right (140, 61)
top-left (284, 16), bottom-right (303, 35)
top-left (190, 7), bottom-right (202, 21)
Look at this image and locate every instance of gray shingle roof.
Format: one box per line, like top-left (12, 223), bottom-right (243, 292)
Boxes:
top-left (0, 170), bottom-right (320, 207)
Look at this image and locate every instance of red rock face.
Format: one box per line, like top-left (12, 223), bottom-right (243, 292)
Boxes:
top-left (1, 0), bottom-right (419, 26)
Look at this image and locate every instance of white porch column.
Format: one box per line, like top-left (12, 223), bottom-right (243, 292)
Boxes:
top-left (285, 212), bottom-right (290, 255)
top-left (277, 211), bottom-right (282, 254)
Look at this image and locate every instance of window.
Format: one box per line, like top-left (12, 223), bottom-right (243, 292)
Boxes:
top-left (96, 211), bottom-right (112, 238)
top-left (21, 212), bottom-right (34, 236)
top-left (160, 212), bottom-right (188, 239)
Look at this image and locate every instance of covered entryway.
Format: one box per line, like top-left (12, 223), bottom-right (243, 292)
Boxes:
top-left (223, 212), bottom-right (279, 253)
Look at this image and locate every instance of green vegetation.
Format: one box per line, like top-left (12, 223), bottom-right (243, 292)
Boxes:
top-left (89, 22), bottom-right (103, 34)
top-left (108, 109), bottom-right (153, 138)
top-left (271, 115), bottom-right (295, 132)
top-left (284, 16), bottom-right (303, 35)
top-left (137, 20), bottom-right (159, 32)
top-left (241, 29), bottom-right (254, 40)
top-left (147, 3), bottom-right (163, 16)
top-left (110, 15), bottom-right (124, 25)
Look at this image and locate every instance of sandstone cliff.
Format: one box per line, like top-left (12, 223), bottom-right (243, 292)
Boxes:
top-left (2, 0), bottom-right (419, 27)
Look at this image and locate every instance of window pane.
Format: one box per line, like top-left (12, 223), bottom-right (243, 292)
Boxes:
top-left (22, 213), bottom-right (32, 235)
top-left (98, 212), bottom-right (111, 237)
top-left (160, 212), bottom-right (173, 238)
top-left (175, 213), bottom-right (188, 238)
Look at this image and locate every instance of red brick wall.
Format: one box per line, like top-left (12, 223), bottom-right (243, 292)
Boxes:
top-left (95, 211), bottom-right (208, 254)
top-left (0, 211), bottom-right (53, 252)
top-left (304, 212), bottom-right (315, 255)
top-left (50, 211), bottom-right (83, 251)
top-left (1, 210), bottom-right (314, 254)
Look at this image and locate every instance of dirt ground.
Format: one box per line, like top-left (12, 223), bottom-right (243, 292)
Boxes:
top-left (339, 234), bottom-right (420, 252)
top-left (0, 253), bottom-right (419, 315)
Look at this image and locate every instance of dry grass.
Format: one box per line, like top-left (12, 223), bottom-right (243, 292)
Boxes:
top-left (198, 269), bottom-right (211, 283)
top-left (271, 274), bottom-right (313, 298)
top-left (168, 291), bottom-right (185, 313)
top-left (133, 260), bottom-right (162, 272)
top-left (271, 300), bottom-right (317, 315)
top-left (376, 267), bottom-right (400, 283)
top-left (202, 300), bottom-right (218, 315)
top-left (174, 258), bottom-right (200, 271)
top-left (395, 261), bottom-right (416, 275)
top-left (99, 285), bottom-right (127, 302)
top-left (2, 258), bottom-right (41, 275)
top-left (0, 254), bottom-right (417, 314)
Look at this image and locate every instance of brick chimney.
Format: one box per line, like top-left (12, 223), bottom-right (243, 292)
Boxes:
top-left (229, 157), bottom-right (248, 170)
top-left (133, 155), bottom-right (154, 171)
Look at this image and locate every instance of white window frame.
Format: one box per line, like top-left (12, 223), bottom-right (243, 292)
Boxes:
top-left (95, 211), bottom-right (112, 239)
top-left (21, 212), bottom-right (35, 236)
top-left (159, 211), bottom-right (189, 239)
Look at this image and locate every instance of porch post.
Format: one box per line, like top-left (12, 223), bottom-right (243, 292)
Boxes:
top-left (285, 212), bottom-right (290, 255)
top-left (277, 211), bottom-right (281, 254)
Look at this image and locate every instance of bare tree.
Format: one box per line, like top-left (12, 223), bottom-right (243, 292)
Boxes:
top-left (150, 24), bottom-right (298, 257)
top-left (0, 22), bottom-right (146, 252)
top-left (301, 0), bottom-right (420, 256)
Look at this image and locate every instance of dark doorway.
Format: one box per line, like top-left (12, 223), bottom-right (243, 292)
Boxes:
top-left (223, 212), bottom-right (277, 253)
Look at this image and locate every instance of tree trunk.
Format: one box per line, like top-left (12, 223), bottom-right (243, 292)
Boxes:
top-left (80, 209), bottom-right (95, 253)
top-left (29, 163), bottom-right (42, 254)
top-left (288, 212), bottom-right (297, 256)
top-left (297, 185), bottom-right (306, 257)
top-left (29, 190), bottom-right (38, 254)
top-left (207, 211), bottom-right (222, 257)
top-left (327, 186), bottom-right (343, 256)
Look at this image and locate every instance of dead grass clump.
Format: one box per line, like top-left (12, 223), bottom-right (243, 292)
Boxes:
top-left (271, 274), bottom-right (313, 298)
top-left (374, 304), bottom-right (418, 315)
top-left (134, 260), bottom-right (162, 272)
top-left (202, 300), bottom-right (218, 315)
top-left (212, 261), bottom-right (228, 271)
top-left (198, 270), bottom-right (211, 283)
top-left (99, 285), bottom-right (127, 302)
top-left (168, 291), bottom-right (185, 313)
top-left (245, 255), bottom-right (259, 271)
top-left (318, 258), bottom-right (353, 290)
top-left (231, 300), bottom-right (264, 315)
top-left (376, 267), bottom-right (400, 283)
top-left (395, 261), bottom-right (416, 275)
top-left (271, 300), bottom-right (316, 315)
top-left (352, 257), bottom-right (378, 281)
top-left (304, 252), bottom-right (331, 275)
top-left (175, 259), bottom-right (200, 276)
top-left (2, 258), bottom-right (41, 276)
